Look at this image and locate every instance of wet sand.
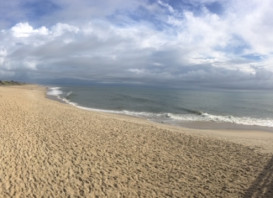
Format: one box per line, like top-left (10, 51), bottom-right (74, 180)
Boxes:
top-left (0, 85), bottom-right (272, 197)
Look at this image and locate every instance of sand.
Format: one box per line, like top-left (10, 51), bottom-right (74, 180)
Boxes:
top-left (0, 85), bottom-right (272, 197)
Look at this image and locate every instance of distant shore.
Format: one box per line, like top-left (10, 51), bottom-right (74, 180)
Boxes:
top-left (0, 85), bottom-right (272, 197)
top-left (0, 80), bottom-right (24, 86)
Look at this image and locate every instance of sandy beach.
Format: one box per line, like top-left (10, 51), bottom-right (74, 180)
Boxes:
top-left (0, 85), bottom-right (273, 197)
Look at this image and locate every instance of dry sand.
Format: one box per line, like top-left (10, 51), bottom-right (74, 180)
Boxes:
top-left (0, 85), bottom-right (272, 197)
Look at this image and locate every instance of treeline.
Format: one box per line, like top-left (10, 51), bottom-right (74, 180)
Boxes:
top-left (0, 80), bottom-right (23, 85)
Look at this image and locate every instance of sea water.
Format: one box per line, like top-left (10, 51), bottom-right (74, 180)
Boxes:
top-left (47, 84), bottom-right (273, 130)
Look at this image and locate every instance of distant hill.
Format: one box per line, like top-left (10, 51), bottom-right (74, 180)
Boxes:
top-left (0, 80), bottom-right (23, 86)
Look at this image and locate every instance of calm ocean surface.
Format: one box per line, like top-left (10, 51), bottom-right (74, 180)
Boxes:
top-left (47, 84), bottom-right (273, 130)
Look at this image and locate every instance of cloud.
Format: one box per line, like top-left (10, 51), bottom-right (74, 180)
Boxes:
top-left (0, 0), bottom-right (273, 89)
top-left (11, 22), bottom-right (49, 38)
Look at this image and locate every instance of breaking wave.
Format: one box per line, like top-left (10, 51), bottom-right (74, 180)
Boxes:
top-left (47, 87), bottom-right (273, 128)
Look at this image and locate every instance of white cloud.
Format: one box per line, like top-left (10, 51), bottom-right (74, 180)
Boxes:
top-left (158, 0), bottom-right (175, 14)
top-left (0, 0), bottom-right (273, 89)
top-left (51, 23), bottom-right (79, 37)
top-left (11, 22), bottom-right (49, 38)
top-left (128, 68), bottom-right (145, 74)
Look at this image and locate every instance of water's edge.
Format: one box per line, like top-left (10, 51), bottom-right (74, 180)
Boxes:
top-left (46, 87), bottom-right (273, 132)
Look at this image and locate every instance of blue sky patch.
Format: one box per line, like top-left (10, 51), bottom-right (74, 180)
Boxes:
top-left (21, 0), bottom-right (60, 21)
top-left (205, 2), bottom-right (223, 15)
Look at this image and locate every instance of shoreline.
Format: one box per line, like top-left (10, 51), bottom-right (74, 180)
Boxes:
top-left (44, 84), bottom-right (273, 153)
top-left (169, 120), bottom-right (273, 133)
top-left (46, 85), bottom-right (273, 133)
top-left (1, 84), bottom-right (273, 197)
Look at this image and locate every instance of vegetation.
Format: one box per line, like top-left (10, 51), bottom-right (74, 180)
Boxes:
top-left (0, 80), bottom-right (23, 86)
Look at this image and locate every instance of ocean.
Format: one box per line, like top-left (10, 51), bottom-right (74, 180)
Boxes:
top-left (47, 84), bottom-right (273, 131)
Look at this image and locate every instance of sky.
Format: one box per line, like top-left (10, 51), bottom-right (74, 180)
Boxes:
top-left (0, 0), bottom-right (273, 89)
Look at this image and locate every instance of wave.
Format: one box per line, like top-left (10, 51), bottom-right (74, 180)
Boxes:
top-left (65, 91), bottom-right (73, 98)
top-left (46, 87), bottom-right (273, 128)
top-left (177, 107), bottom-right (203, 115)
top-left (47, 87), bottom-right (63, 99)
top-left (167, 112), bottom-right (273, 128)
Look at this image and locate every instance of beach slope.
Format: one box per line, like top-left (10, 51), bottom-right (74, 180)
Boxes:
top-left (0, 85), bottom-right (272, 197)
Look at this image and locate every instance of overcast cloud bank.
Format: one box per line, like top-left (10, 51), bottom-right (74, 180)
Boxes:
top-left (0, 0), bottom-right (273, 89)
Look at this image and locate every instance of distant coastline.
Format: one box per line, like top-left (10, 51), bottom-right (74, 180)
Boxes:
top-left (0, 80), bottom-right (24, 86)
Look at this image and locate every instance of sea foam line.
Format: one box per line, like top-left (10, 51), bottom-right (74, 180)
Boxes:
top-left (47, 87), bottom-right (63, 100)
top-left (46, 87), bottom-right (273, 128)
top-left (167, 113), bottom-right (273, 128)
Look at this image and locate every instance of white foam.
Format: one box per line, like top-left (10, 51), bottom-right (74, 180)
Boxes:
top-left (47, 87), bottom-right (63, 97)
top-left (67, 101), bottom-right (273, 128)
top-left (66, 91), bottom-right (73, 97)
top-left (167, 112), bottom-right (273, 128)
top-left (48, 88), bottom-right (273, 128)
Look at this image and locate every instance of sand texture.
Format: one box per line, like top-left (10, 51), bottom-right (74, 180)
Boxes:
top-left (0, 85), bottom-right (273, 197)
